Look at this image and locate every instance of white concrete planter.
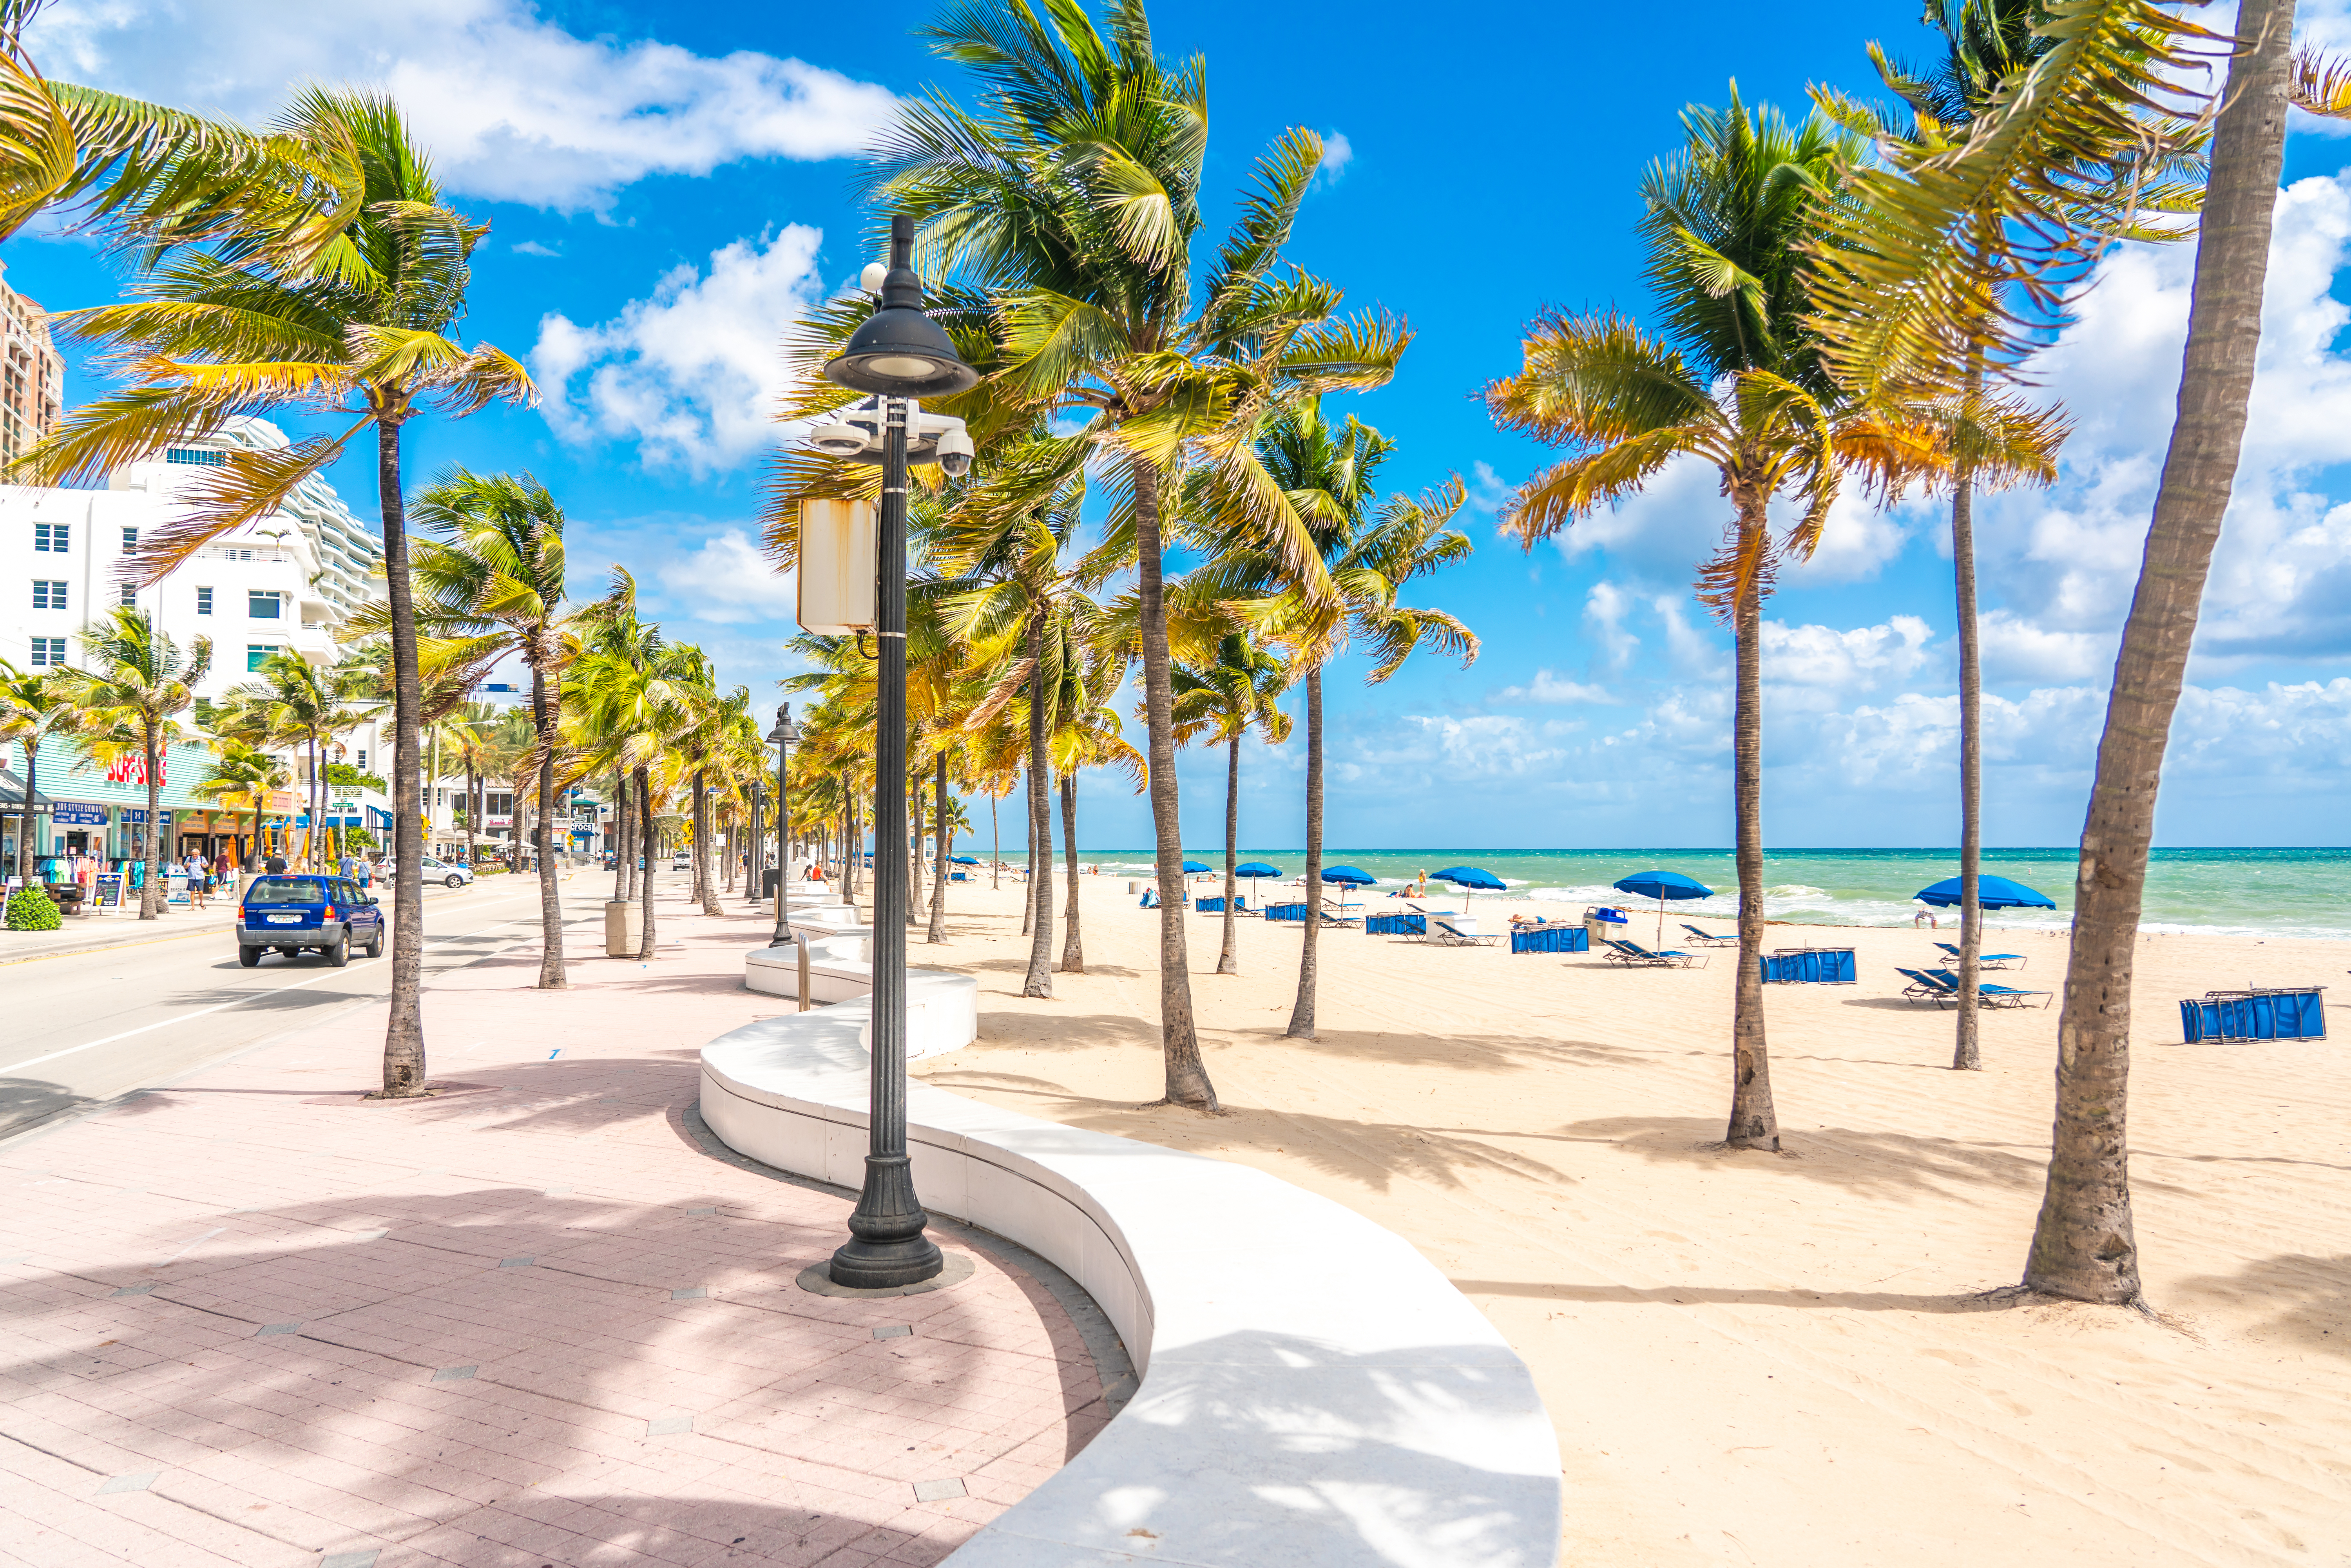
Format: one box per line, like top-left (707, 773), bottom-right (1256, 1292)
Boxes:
top-left (700, 1005), bottom-right (1562, 1565)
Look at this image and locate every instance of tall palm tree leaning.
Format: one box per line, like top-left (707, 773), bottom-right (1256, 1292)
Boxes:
top-left (408, 469), bottom-right (575, 988)
top-left (193, 735), bottom-right (290, 873)
top-left (20, 89), bottom-right (535, 1096)
top-left (55, 607), bottom-right (210, 918)
top-left (876, 0), bottom-right (1404, 1110)
top-left (1170, 632), bottom-right (1291, 975)
top-left (1485, 89), bottom-right (1932, 1149)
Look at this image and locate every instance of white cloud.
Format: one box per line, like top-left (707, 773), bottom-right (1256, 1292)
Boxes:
top-left (511, 240), bottom-right (559, 257)
top-left (1495, 670), bottom-right (1614, 704)
top-left (1319, 131), bottom-right (1354, 183)
top-left (1761, 616), bottom-right (1933, 692)
top-left (1466, 459), bottom-right (1511, 520)
top-left (1584, 581), bottom-right (1640, 668)
top-left (27, 0), bottom-right (896, 210)
top-left (1392, 714), bottom-right (1563, 780)
top-left (651, 529), bottom-right (793, 625)
top-left (1979, 609), bottom-right (2110, 685)
top-left (532, 226), bottom-right (824, 473)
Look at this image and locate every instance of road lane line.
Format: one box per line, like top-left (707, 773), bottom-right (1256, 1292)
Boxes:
top-left (0, 906), bottom-right (546, 1078)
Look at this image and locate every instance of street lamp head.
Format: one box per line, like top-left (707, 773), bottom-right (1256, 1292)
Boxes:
top-left (768, 703), bottom-right (802, 747)
top-left (822, 215), bottom-right (979, 401)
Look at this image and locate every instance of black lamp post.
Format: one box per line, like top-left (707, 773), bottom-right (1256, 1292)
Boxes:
top-left (766, 704), bottom-right (801, 943)
top-left (817, 214), bottom-right (977, 1290)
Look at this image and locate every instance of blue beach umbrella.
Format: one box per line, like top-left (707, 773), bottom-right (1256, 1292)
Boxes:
top-left (1433, 865), bottom-right (1506, 912)
top-left (1914, 875), bottom-right (2055, 910)
top-left (1234, 861), bottom-right (1283, 879)
top-left (1613, 869), bottom-right (1716, 945)
top-left (1319, 864), bottom-right (1376, 909)
top-left (951, 855), bottom-right (979, 865)
top-left (1181, 859), bottom-right (1212, 875)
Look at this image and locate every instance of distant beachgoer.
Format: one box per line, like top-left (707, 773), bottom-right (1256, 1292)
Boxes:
top-left (1913, 900), bottom-right (1938, 929)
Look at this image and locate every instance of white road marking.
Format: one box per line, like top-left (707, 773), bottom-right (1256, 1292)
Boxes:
top-left (0, 900), bottom-right (547, 1078)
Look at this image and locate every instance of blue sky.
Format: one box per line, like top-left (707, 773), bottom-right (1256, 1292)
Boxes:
top-left (14, 0), bottom-right (2351, 851)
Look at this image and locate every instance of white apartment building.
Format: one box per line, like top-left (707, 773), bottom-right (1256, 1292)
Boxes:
top-left (0, 417), bottom-right (393, 874)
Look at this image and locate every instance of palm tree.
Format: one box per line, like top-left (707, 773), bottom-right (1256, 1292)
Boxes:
top-left (23, 88), bottom-right (533, 1097)
top-left (565, 610), bottom-right (697, 960)
top-left (0, 658), bottom-right (74, 883)
top-left (408, 468), bottom-right (574, 987)
top-left (1199, 401), bottom-right (1476, 1036)
top-left (1170, 633), bottom-right (1291, 974)
top-left (1484, 89), bottom-right (1934, 1149)
top-left (54, 607), bottom-right (210, 918)
top-left (192, 735), bottom-right (289, 873)
top-left (217, 651), bottom-right (376, 871)
top-left (875, 0), bottom-right (1406, 1109)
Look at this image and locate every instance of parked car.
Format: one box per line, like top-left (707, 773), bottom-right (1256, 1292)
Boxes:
top-left (380, 855), bottom-right (476, 889)
top-left (672, 851), bottom-right (691, 872)
top-left (237, 873), bottom-right (384, 967)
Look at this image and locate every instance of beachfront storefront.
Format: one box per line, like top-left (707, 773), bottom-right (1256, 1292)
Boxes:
top-left (5, 734), bottom-right (299, 884)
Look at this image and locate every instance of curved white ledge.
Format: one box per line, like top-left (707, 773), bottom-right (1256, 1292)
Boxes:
top-left (700, 989), bottom-right (1562, 1565)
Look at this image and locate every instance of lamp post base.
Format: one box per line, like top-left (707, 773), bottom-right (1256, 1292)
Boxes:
top-left (829, 1153), bottom-right (942, 1289)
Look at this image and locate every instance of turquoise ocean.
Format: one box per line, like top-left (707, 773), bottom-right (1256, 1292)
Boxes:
top-left (1011, 848), bottom-right (2351, 940)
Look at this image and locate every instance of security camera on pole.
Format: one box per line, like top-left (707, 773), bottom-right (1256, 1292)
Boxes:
top-left (796, 214), bottom-right (977, 1291)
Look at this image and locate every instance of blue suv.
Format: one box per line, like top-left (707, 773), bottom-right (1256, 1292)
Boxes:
top-left (237, 874), bottom-right (386, 967)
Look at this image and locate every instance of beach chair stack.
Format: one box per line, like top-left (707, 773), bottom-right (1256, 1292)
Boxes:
top-left (2180, 987), bottom-right (2326, 1042)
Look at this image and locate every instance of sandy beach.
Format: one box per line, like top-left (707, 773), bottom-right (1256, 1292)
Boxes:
top-left (893, 870), bottom-right (2351, 1566)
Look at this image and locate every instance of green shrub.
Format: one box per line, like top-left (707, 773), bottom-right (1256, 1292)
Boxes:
top-left (5, 885), bottom-right (61, 931)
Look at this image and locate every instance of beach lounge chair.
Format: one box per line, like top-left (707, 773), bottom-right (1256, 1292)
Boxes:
top-left (1603, 938), bottom-right (1703, 969)
top-left (1925, 968), bottom-right (2051, 1009)
top-left (1680, 923), bottom-right (1736, 947)
top-left (1933, 942), bottom-right (2025, 969)
top-left (1317, 908), bottom-right (1364, 929)
top-left (1428, 919), bottom-right (1499, 947)
top-left (1897, 967), bottom-right (1959, 1004)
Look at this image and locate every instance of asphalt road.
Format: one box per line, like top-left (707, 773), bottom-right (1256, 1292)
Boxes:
top-left (0, 875), bottom-right (602, 1146)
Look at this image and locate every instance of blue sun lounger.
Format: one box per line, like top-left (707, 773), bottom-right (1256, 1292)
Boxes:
top-left (1680, 923), bottom-right (1737, 947)
top-left (1603, 938), bottom-right (1704, 969)
top-left (1934, 942), bottom-right (2025, 970)
top-left (1925, 968), bottom-right (2050, 1008)
top-left (1427, 919), bottom-right (1499, 947)
top-left (1897, 967), bottom-right (1959, 1003)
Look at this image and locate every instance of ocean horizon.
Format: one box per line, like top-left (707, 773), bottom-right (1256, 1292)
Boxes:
top-left (954, 846), bottom-right (2351, 941)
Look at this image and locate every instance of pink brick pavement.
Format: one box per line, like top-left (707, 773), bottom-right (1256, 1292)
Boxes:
top-left (0, 887), bottom-right (1110, 1568)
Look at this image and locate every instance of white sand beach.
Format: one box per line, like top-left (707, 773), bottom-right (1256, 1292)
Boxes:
top-left (900, 873), bottom-right (2351, 1566)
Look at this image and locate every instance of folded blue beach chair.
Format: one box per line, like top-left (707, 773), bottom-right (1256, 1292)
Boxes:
top-left (1603, 938), bottom-right (1703, 969)
top-left (1934, 942), bottom-right (2025, 970)
top-left (1680, 923), bottom-right (1737, 947)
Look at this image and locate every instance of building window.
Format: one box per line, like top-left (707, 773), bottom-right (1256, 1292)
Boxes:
top-left (249, 590), bottom-right (282, 619)
top-left (121, 525), bottom-right (139, 550)
top-left (32, 578), bottom-right (65, 609)
top-left (356, 750), bottom-right (367, 772)
top-left (487, 793), bottom-right (513, 817)
top-left (32, 521), bottom-right (66, 552)
top-left (196, 586), bottom-right (213, 615)
top-left (27, 636), bottom-right (64, 666)
top-left (246, 644), bottom-right (282, 672)
top-left (118, 582), bottom-right (137, 605)
top-left (165, 448), bottom-right (226, 465)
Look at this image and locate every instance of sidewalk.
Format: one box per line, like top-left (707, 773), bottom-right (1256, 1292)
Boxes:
top-left (0, 889), bottom-right (1112, 1568)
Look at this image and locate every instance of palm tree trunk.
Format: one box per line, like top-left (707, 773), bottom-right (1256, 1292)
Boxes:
top-left (635, 764), bottom-right (657, 960)
top-left (907, 772), bottom-right (922, 927)
top-left (465, 766), bottom-right (478, 872)
top-left (18, 738), bottom-right (36, 886)
top-left (140, 723), bottom-right (161, 919)
top-left (696, 768), bottom-right (721, 916)
top-left (1131, 456), bottom-right (1212, 1108)
top-left (845, 783), bottom-right (861, 917)
top-left (928, 755), bottom-right (949, 945)
top-left (1020, 772), bottom-right (1034, 937)
top-left (377, 418), bottom-right (428, 1096)
top-left (1953, 467), bottom-right (1983, 1069)
top-left (1286, 666), bottom-right (1324, 1040)
top-left (1058, 768), bottom-right (1083, 973)
top-left (1022, 617), bottom-right (1054, 998)
top-left (613, 771), bottom-right (630, 904)
top-left (1726, 513), bottom-right (1780, 1150)
top-left (990, 792), bottom-right (1000, 890)
top-left (2024, 0), bottom-right (2290, 1305)
top-left (531, 657), bottom-right (565, 989)
top-left (1217, 733), bottom-right (1239, 975)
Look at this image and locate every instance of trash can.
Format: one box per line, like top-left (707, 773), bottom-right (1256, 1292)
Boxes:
top-left (762, 868), bottom-right (783, 898)
top-left (604, 899), bottom-right (643, 957)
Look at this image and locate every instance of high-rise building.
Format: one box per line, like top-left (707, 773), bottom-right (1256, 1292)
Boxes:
top-left (0, 259), bottom-right (63, 467)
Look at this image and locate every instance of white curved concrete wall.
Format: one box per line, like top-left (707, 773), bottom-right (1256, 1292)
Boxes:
top-left (700, 1001), bottom-right (1563, 1566)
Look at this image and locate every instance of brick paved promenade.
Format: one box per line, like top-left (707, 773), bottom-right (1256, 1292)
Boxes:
top-left (0, 884), bottom-right (1112, 1568)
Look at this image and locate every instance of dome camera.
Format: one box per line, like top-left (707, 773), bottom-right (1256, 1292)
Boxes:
top-left (808, 419), bottom-right (868, 456)
top-left (936, 425), bottom-right (974, 478)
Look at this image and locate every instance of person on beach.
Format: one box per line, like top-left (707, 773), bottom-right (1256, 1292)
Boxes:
top-left (1913, 900), bottom-right (1938, 929)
